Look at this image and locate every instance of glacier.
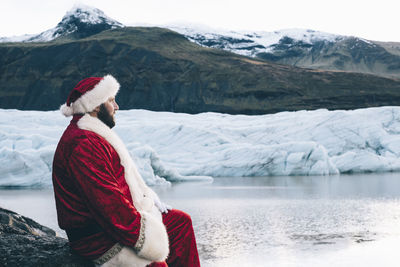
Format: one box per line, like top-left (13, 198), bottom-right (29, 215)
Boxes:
top-left (1, 106), bottom-right (400, 187)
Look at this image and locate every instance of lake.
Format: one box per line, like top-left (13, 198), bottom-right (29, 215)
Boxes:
top-left (1, 173), bottom-right (400, 266)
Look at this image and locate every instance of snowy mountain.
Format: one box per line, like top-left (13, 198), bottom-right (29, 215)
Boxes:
top-left (1, 25), bottom-right (400, 114)
top-left (168, 25), bottom-right (344, 57)
top-left (2, 107), bottom-right (400, 187)
top-left (168, 24), bottom-right (400, 78)
top-left (1, 4), bottom-right (399, 77)
top-left (0, 4), bottom-right (123, 42)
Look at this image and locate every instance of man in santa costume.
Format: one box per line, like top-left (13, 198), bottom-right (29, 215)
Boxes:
top-left (52, 74), bottom-right (201, 267)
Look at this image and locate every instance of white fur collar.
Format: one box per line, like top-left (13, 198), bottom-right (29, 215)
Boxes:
top-left (77, 114), bottom-right (158, 213)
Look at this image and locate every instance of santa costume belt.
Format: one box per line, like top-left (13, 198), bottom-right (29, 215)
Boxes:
top-left (66, 222), bottom-right (103, 242)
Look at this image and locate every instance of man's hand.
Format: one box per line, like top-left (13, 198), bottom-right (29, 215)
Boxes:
top-left (154, 198), bottom-right (172, 214)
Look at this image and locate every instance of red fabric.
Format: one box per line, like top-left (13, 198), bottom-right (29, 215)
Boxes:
top-left (67, 77), bottom-right (103, 106)
top-left (148, 210), bottom-right (201, 267)
top-left (53, 115), bottom-right (201, 266)
top-left (52, 115), bottom-right (142, 259)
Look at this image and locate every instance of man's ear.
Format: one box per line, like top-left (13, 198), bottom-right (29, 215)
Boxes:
top-left (89, 105), bottom-right (101, 117)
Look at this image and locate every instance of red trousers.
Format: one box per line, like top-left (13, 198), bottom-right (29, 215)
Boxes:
top-left (149, 209), bottom-right (201, 267)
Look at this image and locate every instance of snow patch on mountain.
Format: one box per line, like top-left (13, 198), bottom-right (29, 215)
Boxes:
top-left (0, 4), bottom-right (123, 43)
top-left (0, 34), bottom-right (36, 43)
top-left (167, 23), bottom-right (346, 57)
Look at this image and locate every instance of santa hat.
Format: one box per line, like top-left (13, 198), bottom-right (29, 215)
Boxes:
top-left (60, 74), bottom-right (120, 117)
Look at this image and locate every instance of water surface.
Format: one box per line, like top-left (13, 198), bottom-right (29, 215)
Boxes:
top-left (2, 173), bottom-right (400, 266)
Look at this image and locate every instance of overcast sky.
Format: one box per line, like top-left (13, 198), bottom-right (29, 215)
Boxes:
top-left (1, 0), bottom-right (399, 42)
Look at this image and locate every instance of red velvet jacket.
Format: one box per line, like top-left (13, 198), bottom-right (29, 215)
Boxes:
top-left (52, 115), bottom-right (142, 259)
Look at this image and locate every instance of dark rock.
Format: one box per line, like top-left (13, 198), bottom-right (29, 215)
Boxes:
top-left (0, 207), bottom-right (92, 267)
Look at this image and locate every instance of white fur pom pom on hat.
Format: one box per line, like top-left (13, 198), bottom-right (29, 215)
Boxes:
top-left (60, 103), bottom-right (74, 117)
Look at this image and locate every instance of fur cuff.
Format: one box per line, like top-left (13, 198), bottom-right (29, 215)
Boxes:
top-left (95, 245), bottom-right (152, 267)
top-left (136, 211), bottom-right (169, 262)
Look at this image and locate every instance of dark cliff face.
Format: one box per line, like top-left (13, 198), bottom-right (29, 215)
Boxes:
top-left (1, 27), bottom-right (400, 114)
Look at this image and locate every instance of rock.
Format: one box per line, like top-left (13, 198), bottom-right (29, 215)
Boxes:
top-left (0, 207), bottom-right (92, 267)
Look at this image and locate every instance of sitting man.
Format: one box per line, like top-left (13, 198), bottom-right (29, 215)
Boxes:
top-left (52, 75), bottom-right (200, 267)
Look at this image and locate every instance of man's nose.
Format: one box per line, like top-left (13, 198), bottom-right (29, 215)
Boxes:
top-left (114, 102), bottom-right (119, 110)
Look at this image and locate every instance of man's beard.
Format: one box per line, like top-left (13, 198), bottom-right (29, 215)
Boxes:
top-left (97, 103), bottom-right (115, 128)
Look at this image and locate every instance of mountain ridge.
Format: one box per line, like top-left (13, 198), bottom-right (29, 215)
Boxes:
top-left (1, 6), bottom-right (400, 114)
top-left (169, 25), bottom-right (400, 78)
top-left (2, 5), bottom-right (399, 78)
top-left (1, 26), bottom-right (400, 114)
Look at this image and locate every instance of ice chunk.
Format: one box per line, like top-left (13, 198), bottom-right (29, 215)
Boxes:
top-left (1, 106), bottom-right (400, 187)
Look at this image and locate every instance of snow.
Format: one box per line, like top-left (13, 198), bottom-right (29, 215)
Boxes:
top-left (1, 106), bottom-right (400, 187)
top-left (0, 34), bottom-right (36, 43)
top-left (166, 23), bottom-right (346, 56)
top-left (28, 28), bottom-right (59, 43)
top-left (61, 3), bottom-right (123, 29)
top-left (0, 4), bottom-right (124, 43)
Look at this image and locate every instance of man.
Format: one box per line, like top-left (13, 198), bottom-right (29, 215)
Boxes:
top-left (52, 75), bottom-right (200, 267)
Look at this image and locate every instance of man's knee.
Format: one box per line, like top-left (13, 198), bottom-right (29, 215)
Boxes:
top-left (163, 209), bottom-right (193, 227)
top-left (179, 210), bottom-right (192, 226)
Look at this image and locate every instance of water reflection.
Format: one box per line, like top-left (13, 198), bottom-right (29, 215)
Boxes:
top-left (156, 173), bottom-right (400, 199)
top-left (155, 173), bottom-right (400, 267)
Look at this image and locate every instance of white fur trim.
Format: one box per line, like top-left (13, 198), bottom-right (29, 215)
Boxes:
top-left (77, 114), bottom-right (169, 263)
top-left (140, 196), bottom-right (154, 212)
top-left (137, 211), bottom-right (169, 262)
top-left (60, 103), bottom-right (74, 117)
top-left (77, 114), bottom-right (151, 211)
top-left (66, 74), bottom-right (120, 115)
top-left (100, 246), bottom-right (151, 267)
